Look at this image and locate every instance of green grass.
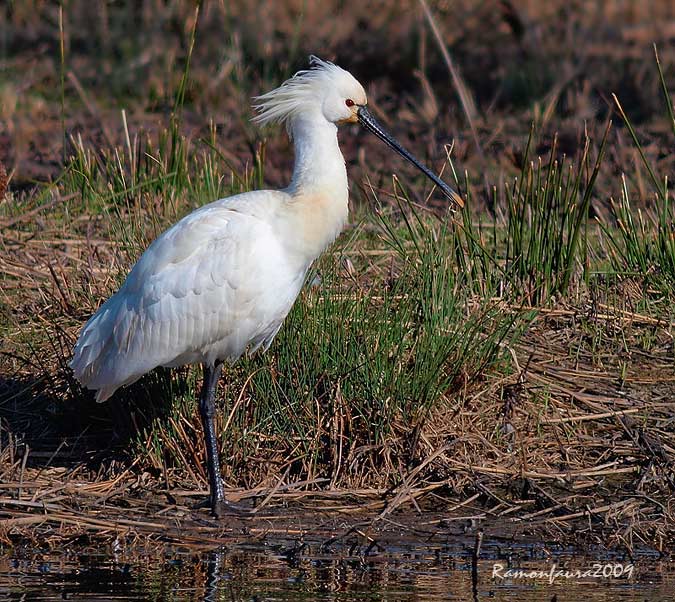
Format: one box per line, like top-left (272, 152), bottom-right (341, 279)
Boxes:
top-left (598, 50), bottom-right (675, 293)
top-left (451, 123), bottom-right (611, 305)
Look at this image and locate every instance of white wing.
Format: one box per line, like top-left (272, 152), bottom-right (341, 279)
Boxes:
top-left (70, 191), bottom-right (307, 401)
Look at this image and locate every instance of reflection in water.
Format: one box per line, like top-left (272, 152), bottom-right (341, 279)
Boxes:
top-left (203, 551), bottom-right (224, 602)
top-left (0, 540), bottom-right (673, 601)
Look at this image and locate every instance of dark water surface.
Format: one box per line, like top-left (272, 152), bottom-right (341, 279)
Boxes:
top-left (1, 538), bottom-right (673, 601)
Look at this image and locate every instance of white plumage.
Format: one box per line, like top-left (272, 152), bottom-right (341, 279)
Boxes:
top-left (70, 56), bottom-right (463, 516)
top-left (71, 192), bottom-right (311, 401)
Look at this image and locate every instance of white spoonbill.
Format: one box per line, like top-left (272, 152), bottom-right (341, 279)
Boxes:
top-left (70, 56), bottom-right (464, 517)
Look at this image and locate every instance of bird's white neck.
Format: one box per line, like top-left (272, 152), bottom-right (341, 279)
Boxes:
top-left (287, 115), bottom-right (348, 199)
top-left (278, 113), bottom-right (350, 263)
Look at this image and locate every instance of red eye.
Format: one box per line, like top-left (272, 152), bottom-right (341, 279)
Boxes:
top-left (345, 99), bottom-right (355, 107)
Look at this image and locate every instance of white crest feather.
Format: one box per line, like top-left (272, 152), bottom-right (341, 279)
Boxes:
top-left (252, 56), bottom-right (349, 128)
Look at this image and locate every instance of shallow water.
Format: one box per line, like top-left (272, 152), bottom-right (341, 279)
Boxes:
top-left (1, 538), bottom-right (673, 601)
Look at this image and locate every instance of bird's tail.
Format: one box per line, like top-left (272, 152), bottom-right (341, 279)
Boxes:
top-left (69, 294), bottom-right (147, 402)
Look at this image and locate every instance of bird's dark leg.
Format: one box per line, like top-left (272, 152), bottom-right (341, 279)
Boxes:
top-left (199, 360), bottom-right (226, 517)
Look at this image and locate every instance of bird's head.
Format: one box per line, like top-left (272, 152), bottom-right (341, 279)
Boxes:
top-left (253, 56), bottom-right (464, 209)
top-left (253, 55), bottom-right (366, 127)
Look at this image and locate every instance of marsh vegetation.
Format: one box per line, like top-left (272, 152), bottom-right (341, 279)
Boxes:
top-left (0, 1), bottom-right (674, 553)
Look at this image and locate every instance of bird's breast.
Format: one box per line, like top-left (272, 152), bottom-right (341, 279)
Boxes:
top-left (280, 190), bottom-right (349, 262)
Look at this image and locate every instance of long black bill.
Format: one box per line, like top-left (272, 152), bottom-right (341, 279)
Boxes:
top-left (357, 106), bottom-right (464, 209)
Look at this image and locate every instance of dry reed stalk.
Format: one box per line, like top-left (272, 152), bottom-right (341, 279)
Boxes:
top-left (418, 0), bottom-right (483, 161)
top-left (0, 161), bottom-right (7, 201)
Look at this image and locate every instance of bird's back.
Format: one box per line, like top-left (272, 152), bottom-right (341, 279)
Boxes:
top-left (70, 190), bottom-right (309, 401)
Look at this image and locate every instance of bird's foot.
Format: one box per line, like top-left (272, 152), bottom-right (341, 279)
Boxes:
top-left (197, 497), bottom-right (251, 518)
top-left (213, 498), bottom-right (252, 518)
